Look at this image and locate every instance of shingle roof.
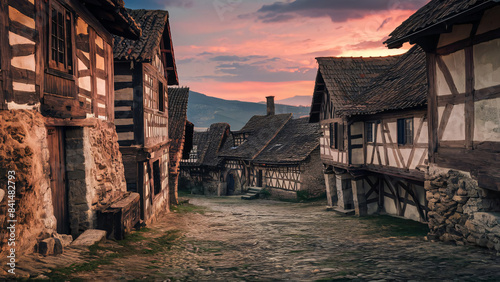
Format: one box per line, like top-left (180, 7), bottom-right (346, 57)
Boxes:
top-left (113, 9), bottom-right (178, 85)
top-left (310, 56), bottom-right (398, 120)
top-left (79, 0), bottom-right (141, 39)
top-left (188, 123), bottom-right (230, 168)
top-left (343, 46), bottom-right (427, 115)
top-left (219, 113), bottom-right (292, 160)
top-left (385, 0), bottom-right (500, 48)
top-left (168, 87), bottom-right (189, 159)
top-left (253, 118), bottom-right (320, 164)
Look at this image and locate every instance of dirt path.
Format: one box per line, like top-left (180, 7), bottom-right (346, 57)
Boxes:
top-left (15, 195), bottom-right (500, 281)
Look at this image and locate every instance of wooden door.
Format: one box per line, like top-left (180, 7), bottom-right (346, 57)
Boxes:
top-left (257, 170), bottom-right (263, 187)
top-left (47, 127), bottom-right (69, 234)
top-left (227, 173), bottom-right (235, 195)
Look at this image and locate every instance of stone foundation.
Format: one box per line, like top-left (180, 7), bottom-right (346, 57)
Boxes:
top-left (66, 121), bottom-right (127, 237)
top-left (426, 169), bottom-right (500, 251)
top-left (0, 110), bottom-right (55, 256)
top-left (0, 110), bottom-right (128, 255)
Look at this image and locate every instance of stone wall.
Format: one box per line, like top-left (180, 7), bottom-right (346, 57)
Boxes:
top-left (179, 169), bottom-right (220, 196)
top-left (300, 148), bottom-right (326, 199)
top-left (426, 168), bottom-right (500, 251)
top-left (0, 111), bottom-right (129, 256)
top-left (0, 110), bottom-right (56, 256)
top-left (66, 120), bottom-right (128, 237)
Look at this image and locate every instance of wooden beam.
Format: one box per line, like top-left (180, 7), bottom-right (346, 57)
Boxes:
top-left (44, 117), bottom-right (98, 127)
top-left (427, 53), bottom-right (438, 163)
top-left (465, 46), bottom-right (474, 150)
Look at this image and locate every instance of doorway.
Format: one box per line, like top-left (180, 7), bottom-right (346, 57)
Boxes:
top-left (47, 127), bottom-right (70, 234)
top-left (227, 173), bottom-right (235, 195)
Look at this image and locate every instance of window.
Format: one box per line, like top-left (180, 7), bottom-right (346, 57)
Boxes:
top-left (233, 133), bottom-right (247, 147)
top-left (153, 160), bottom-right (161, 195)
top-left (397, 118), bottom-right (413, 145)
top-left (366, 122), bottom-right (374, 143)
top-left (329, 122), bottom-right (344, 150)
top-left (48, 2), bottom-right (73, 73)
top-left (329, 123), bottom-right (335, 148)
top-left (158, 81), bottom-right (164, 112)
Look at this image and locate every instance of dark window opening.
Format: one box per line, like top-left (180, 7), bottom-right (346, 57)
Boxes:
top-left (158, 81), bottom-right (164, 112)
top-left (329, 123), bottom-right (335, 148)
top-left (366, 122), bottom-right (374, 143)
top-left (330, 122), bottom-right (344, 150)
top-left (49, 2), bottom-right (73, 73)
top-left (153, 160), bottom-right (161, 195)
top-left (397, 118), bottom-right (414, 145)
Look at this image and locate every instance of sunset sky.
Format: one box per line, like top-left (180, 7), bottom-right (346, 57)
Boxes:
top-left (124, 0), bottom-right (427, 102)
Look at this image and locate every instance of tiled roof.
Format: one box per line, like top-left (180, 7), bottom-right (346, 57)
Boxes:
top-left (79, 0), bottom-right (141, 39)
top-left (113, 9), bottom-right (178, 85)
top-left (343, 46), bottom-right (427, 115)
top-left (310, 56), bottom-right (398, 120)
top-left (218, 114), bottom-right (292, 160)
top-left (385, 0), bottom-right (500, 48)
top-left (168, 87), bottom-right (189, 159)
top-left (253, 118), bottom-right (320, 164)
top-left (188, 123), bottom-right (230, 168)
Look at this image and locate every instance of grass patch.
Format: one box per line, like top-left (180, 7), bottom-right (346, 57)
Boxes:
top-left (359, 215), bottom-right (429, 237)
top-left (46, 228), bottom-right (183, 280)
top-left (171, 202), bottom-right (206, 214)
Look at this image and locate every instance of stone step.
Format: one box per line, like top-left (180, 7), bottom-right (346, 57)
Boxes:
top-left (71, 229), bottom-right (107, 247)
top-left (241, 193), bottom-right (259, 200)
top-left (327, 206), bottom-right (355, 216)
top-left (248, 187), bottom-right (262, 193)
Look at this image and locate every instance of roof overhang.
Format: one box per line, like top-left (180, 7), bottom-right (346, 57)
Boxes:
top-left (80, 0), bottom-right (141, 40)
top-left (161, 16), bottom-right (179, 85)
top-left (385, 0), bottom-right (500, 49)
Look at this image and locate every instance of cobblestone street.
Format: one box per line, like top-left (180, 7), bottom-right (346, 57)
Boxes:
top-left (11, 196), bottom-right (500, 281)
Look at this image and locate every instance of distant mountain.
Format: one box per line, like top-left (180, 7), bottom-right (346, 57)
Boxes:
top-left (187, 91), bottom-right (311, 131)
top-left (275, 95), bottom-right (312, 107)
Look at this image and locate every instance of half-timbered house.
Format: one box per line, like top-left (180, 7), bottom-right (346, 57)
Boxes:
top-left (216, 97), bottom-right (324, 199)
top-left (310, 47), bottom-right (431, 222)
top-left (113, 9), bottom-right (179, 224)
top-left (249, 117), bottom-right (323, 200)
top-left (385, 0), bottom-right (500, 248)
top-left (168, 87), bottom-right (192, 205)
top-left (0, 0), bottom-right (141, 255)
top-left (180, 123), bottom-right (230, 195)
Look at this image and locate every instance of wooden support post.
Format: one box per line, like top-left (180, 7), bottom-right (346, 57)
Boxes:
top-left (336, 173), bottom-right (353, 210)
top-left (324, 168), bottom-right (337, 207)
top-left (378, 177), bottom-right (384, 213)
top-left (352, 177), bottom-right (367, 216)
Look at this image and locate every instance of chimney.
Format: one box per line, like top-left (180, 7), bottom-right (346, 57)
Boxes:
top-left (266, 96), bottom-right (275, 116)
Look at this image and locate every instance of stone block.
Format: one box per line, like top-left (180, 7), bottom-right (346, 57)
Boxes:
top-left (38, 238), bottom-right (55, 256)
top-left (457, 188), bottom-right (468, 196)
top-left (452, 195), bottom-right (468, 204)
top-left (71, 229), bottom-right (107, 247)
top-left (53, 233), bottom-right (73, 247)
top-left (53, 238), bottom-right (63, 255)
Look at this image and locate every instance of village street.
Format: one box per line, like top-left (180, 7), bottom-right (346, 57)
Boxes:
top-left (14, 195), bottom-right (500, 281)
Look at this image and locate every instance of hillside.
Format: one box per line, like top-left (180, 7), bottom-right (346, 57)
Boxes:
top-left (275, 95), bottom-right (312, 107)
top-left (187, 91), bottom-right (311, 131)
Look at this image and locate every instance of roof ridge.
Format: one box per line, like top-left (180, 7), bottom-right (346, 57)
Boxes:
top-left (251, 114), bottom-right (293, 160)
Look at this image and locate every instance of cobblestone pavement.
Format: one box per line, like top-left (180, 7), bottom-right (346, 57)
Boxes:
top-left (7, 195), bottom-right (500, 281)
